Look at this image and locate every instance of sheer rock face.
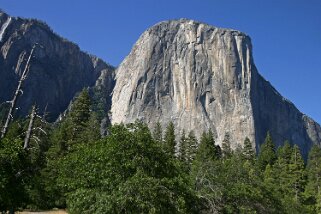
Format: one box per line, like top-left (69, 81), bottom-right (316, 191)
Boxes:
top-left (111, 19), bottom-right (321, 155)
top-left (0, 11), bottom-right (114, 121)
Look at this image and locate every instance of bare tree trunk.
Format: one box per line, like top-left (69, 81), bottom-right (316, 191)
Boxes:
top-left (24, 105), bottom-right (36, 150)
top-left (1, 44), bottom-right (37, 139)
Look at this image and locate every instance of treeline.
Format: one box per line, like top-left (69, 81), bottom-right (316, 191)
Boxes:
top-left (0, 89), bottom-right (321, 213)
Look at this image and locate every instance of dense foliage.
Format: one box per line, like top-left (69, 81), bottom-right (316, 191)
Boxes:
top-left (1, 89), bottom-right (321, 213)
top-left (59, 123), bottom-right (198, 213)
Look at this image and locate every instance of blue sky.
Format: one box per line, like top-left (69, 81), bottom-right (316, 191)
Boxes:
top-left (0, 0), bottom-right (320, 124)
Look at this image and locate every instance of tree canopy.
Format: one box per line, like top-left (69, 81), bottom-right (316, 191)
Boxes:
top-left (1, 102), bottom-right (321, 214)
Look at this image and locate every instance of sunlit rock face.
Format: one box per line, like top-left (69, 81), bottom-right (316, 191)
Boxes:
top-left (0, 11), bottom-right (114, 121)
top-left (111, 19), bottom-right (321, 156)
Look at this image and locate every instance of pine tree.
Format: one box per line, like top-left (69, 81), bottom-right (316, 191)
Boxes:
top-left (257, 132), bottom-right (276, 171)
top-left (196, 130), bottom-right (220, 162)
top-left (190, 131), bottom-right (222, 213)
top-left (263, 164), bottom-right (275, 188)
top-left (185, 131), bottom-right (198, 164)
top-left (179, 129), bottom-right (187, 162)
top-left (274, 141), bottom-right (292, 191)
top-left (214, 135), bottom-right (222, 159)
top-left (50, 89), bottom-right (92, 151)
top-left (82, 112), bottom-right (101, 144)
top-left (152, 121), bottom-right (163, 144)
top-left (39, 88), bottom-right (94, 208)
top-left (164, 122), bottom-right (176, 156)
top-left (222, 133), bottom-right (232, 158)
top-left (277, 141), bottom-right (292, 165)
top-left (289, 145), bottom-right (305, 203)
top-left (69, 88), bottom-right (91, 141)
top-left (243, 137), bottom-right (255, 161)
top-left (269, 141), bottom-right (292, 208)
top-left (305, 145), bottom-right (321, 212)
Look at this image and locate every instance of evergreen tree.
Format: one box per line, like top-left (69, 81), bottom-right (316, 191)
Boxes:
top-left (39, 88), bottom-right (95, 208)
top-left (262, 142), bottom-right (290, 211)
top-left (289, 145), bottom-right (305, 203)
top-left (272, 144), bottom-right (307, 213)
top-left (54, 88), bottom-right (93, 149)
top-left (91, 85), bottom-right (108, 121)
top-left (263, 142), bottom-right (308, 213)
top-left (263, 164), bottom-right (275, 186)
top-left (243, 137), bottom-right (255, 161)
top-left (69, 89), bottom-right (91, 137)
top-left (273, 141), bottom-right (292, 197)
top-left (38, 122), bottom-right (70, 208)
top-left (81, 112), bottom-right (101, 144)
top-left (185, 131), bottom-right (198, 165)
top-left (195, 130), bottom-right (220, 162)
top-left (164, 122), bottom-right (176, 156)
top-left (222, 132), bottom-right (232, 158)
top-left (179, 129), bottom-right (187, 162)
top-left (277, 141), bottom-right (292, 165)
top-left (305, 145), bottom-right (321, 212)
top-left (257, 132), bottom-right (276, 171)
top-left (199, 150), bottom-right (283, 213)
top-left (152, 121), bottom-right (163, 144)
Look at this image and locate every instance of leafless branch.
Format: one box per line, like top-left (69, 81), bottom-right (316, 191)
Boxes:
top-left (1, 44), bottom-right (40, 139)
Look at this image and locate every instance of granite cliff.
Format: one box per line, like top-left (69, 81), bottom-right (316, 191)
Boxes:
top-left (0, 11), bottom-right (114, 121)
top-left (111, 19), bottom-right (321, 156)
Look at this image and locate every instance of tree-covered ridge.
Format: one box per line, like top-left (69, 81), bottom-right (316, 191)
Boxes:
top-left (0, 89), bottom-right (321, 213)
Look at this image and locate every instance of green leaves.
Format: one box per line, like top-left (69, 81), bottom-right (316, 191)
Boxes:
top-left (152, 121), bottom-right (163, 144)
top-left (305, 145), bottom-right (321, 212)
top-left (2, 113), bottom-right (321, 213)
top-left (258, 132), bottom-right (276, 171)
top-left (195, 130), bottom-right (220, 163)
top-left (0, 138), bottom-right (29, 211)
top-left (164, 122), bottom-right (176, 157)
top-left (59, 122), bottom-right (197, 214)
top-left (180, 130), bottom-right (198, 167)
top-left (262, 141), bottom-right (309, 213)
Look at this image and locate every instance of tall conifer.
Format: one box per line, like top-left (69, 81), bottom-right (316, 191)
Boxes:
top-left (257, 132), bottom-right (276, 171)
top-left (164, 122), bottom-right (176, 156)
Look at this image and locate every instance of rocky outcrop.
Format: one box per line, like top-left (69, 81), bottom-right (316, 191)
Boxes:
top-left (111, 19), bottom-right (321, 156)
top-left (0, 11), bottom-right (114, 121)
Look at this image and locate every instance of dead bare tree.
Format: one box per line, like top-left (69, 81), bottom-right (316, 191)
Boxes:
top-left (23, 104), bottom-right (48, 150)
top-left (1, 43), bottom-right (40, 139)
top-left (23, 105), bottom-right (36, 150)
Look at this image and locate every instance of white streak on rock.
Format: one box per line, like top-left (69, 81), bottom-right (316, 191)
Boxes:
top-left (0, 17), bottom-right (11, 42)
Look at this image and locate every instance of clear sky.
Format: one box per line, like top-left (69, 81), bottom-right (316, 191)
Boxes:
top-left (0, 0), bottom-right (320, 124)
